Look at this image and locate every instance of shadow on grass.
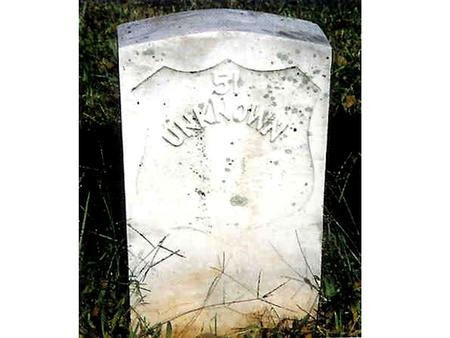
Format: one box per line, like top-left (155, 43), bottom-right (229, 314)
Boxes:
top-left (79, 125), bottom-right (130, 337)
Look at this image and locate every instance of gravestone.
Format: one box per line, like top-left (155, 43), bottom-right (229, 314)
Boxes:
top-left (118, 9), bottom-right (331, 336)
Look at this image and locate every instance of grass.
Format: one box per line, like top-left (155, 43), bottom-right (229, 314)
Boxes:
top-left (79, 0), bottom-right (361, 337)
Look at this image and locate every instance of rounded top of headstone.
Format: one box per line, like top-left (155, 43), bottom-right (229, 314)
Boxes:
top-left (118, 8), bottom-right (330, 48)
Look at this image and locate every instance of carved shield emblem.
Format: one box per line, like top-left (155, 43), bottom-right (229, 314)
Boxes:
top-left (131, 60), bottom-right (320, 230)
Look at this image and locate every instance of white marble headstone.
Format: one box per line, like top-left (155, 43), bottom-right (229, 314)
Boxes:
top-left (118, 9), bottom-right (331, 336)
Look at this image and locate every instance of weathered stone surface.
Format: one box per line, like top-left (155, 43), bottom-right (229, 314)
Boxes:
top-left (118, 9), bottom-right (331, 336)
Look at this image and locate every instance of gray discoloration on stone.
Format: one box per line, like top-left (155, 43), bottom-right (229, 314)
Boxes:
top-left (230, 194), bottom-right (249, 206)
top-left (276, 52), bottom-right (289, 61)
top-left (118, 8), bottom-right (331, 336)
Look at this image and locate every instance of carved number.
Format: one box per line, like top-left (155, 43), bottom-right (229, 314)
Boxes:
top-left (212, 70), bottom-right (240, 96)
